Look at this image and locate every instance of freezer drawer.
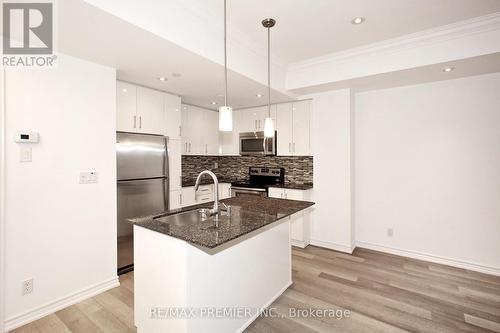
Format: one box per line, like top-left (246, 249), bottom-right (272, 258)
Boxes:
top-left (117, 178), bottom-right (168, 270)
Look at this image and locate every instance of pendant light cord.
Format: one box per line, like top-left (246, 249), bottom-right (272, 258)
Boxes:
top-left (267, 26), bottom-right (271, 117)
top-left (224, 0), bottom-right (228, 107)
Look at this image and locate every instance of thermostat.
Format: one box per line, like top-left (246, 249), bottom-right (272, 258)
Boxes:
top-left (15, 131), bottom-right (39, 143)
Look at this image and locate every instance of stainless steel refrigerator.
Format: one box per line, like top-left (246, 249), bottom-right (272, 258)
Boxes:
top-left (116, 132), bottom-right (169, 274)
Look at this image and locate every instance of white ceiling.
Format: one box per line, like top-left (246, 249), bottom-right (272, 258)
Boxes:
top-left (194, 0), bottom-right (500, 63)
top-left (293, 52), bottom-right (500, 95)
top-left (58, 0), bottom-right (500, 110)
top-left (58, 0), bottom-right (294, 110)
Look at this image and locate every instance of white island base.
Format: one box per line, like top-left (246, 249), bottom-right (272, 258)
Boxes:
top-left (133, 218), bottom-right (292, 333)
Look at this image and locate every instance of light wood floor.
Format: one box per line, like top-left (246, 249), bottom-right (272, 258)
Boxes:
top-left (11, 246), bottom-right (500, 333)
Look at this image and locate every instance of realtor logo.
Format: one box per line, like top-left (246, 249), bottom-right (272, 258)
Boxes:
top-left (2, 1), bottom-right (57, 67)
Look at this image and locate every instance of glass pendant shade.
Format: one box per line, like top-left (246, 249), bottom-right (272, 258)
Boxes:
top-left (219, 105), bottom-right (233, 131)
top-left (264, 117), bottom-right (275, 137)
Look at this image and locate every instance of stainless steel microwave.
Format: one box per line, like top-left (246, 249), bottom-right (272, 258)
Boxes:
top-left (239, 131), bottom-right (277, 156)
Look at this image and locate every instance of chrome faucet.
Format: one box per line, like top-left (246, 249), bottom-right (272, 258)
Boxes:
top-left (194, 170), bottom-right (229, 217)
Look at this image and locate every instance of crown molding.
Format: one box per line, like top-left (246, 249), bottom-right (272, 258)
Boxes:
top-left (288, 12), bottom-right (500, 72)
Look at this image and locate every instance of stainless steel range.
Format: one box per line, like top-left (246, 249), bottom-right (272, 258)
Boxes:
top-left (231, 167), bottom-right (284, 198)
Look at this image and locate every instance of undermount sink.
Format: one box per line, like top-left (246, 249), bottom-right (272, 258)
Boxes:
top-left (154, 208), bottom-right (230, 229)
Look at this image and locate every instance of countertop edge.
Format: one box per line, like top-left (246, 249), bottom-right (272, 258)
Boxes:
top-left (130, 197), bottom-right (315, 251)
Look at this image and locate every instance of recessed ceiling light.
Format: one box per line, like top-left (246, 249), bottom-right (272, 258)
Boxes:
top-left (256, 93), bottom-right (263, 98)
top-left (351, 17), bottom-right (365, 25)
top-left (172, 73), bottom-right (182, 78)
top-left (157, 77), bottom-right (167, 81)
top-left (121, 88), bottom-right (127, 93)
top-left (443, 67), bottom-right (455, 73)
top-left (183, 106), bottom-right (187, 110)
top-left (211, 101), bottom-right (217, 105)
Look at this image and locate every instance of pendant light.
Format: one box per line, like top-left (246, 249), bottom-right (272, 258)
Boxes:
top-left (262, 18), bottom-right (276, 138)
top-left (219, 0), bottom-right (233, 131)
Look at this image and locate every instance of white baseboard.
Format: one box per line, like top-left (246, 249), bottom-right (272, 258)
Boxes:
top-left (291, 239), bottom-right (309, 248)
top-left (356, 241), bottom-right (500, 277)
top-left (5, 276), bottom-right (120, 332)
top-left (236, 280), bottom-right (292, 333)
top-left (310, 239), bottom-right (355, 254)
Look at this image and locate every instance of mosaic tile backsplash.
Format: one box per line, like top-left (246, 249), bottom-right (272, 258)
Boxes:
top-left (182, 155), bottom-right (313, 185)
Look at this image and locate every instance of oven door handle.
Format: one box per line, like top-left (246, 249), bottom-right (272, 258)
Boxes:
top-left (231, 187), bottom-right (267, 193)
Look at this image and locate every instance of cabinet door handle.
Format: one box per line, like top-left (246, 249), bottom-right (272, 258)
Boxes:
top-left (185, 142), bottom-right (188, 152)
top-left (189, 143), bottom-right (191, 152)
top-left (133, 115), bottom-right (137, 128)
top-left (180, 176), bottom-right (182, 186)
top-left (255, 120), bottom-right (257, 129)
top-left (179, 193), bottom-right (182, 205)
top-left (289, 143), bottom-right (291, 153)
top-left (293, 142), bottom-right (296, 153)
top-left (139, 116), bottom-right (142, 129)
top-left (179, 126), bottom-right (182, 137)
top-left (285, 192), bottom-right (288, 199)
top-left (280, 193), bottom-right (283, 198)
top-left (205, 144), bottom-right (207, 154)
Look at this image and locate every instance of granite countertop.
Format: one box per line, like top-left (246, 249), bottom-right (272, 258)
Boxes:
top-left (268, 183), bottom-right (313, 190)
top-left (182, 178), bottom-right (238, 187)
top-left (129, 196), bottom-right (314, 249)
top-left (182, 179), bottom-right (313, 190)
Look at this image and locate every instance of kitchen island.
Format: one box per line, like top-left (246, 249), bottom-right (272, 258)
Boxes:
top-left (129, 196), bottom-right (314, 333)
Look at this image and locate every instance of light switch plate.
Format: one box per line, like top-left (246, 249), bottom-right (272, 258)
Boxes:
top-left (79, 172), bottom-right (98, 184)
top-left (20, 147), bottom-right (32, 162)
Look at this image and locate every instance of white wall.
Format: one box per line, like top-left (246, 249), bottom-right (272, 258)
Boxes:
top-left (355, 73), bottom-right (500, 274)
top-left (4, 54), bottom-right (118, 330)
top-left (306, 89), bottom-right (355, 253)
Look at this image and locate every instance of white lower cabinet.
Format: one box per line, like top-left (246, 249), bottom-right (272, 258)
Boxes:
top-left (195, 184), bottom-right (214, 204)
top-left (268, 187), bottom-right (311, 248)
top-left (180, 184), bottom-right (218, 207)
top-left (218, 183), bottom-right (232, 199)
top-left (169, 190), bottom-right (183, 210)
top-left (181, 187), bottom-right (196, 207)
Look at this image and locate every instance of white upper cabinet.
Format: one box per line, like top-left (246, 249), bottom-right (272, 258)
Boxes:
top-left (276, 103), bottom-right (293, 155)
top-left (181, 104), bottom-right (220, 155)
top-left (239, 106), bottom-right (274, 132)
top-left (181, 105), bottom-right (190, 154)
top-left (276, 100), bottom-right (311, 156)
top-left (219, 109), bottom-right (241, 155)
top-left (116, 81), bottom-right (137, 132)
top-left (116, 81), bottom-right (181, 138)
top-left (164, 94), bottom-right (182, 140)
top-left (204, 110), bottom-right (219, 155)
top-left (136, 86), bottom-right (165, 135)
top-left (291, 100), bottom-right (311, 156)
top-left (187, 106), bottom-right (205, 154)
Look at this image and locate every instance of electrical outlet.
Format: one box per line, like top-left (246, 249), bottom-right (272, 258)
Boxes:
top-left (214, 162), bottom-right (218, 169)
top-left (22, 278), bottom-right (33, 295)
top-left (387, 228), bottom-right (394, 237)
